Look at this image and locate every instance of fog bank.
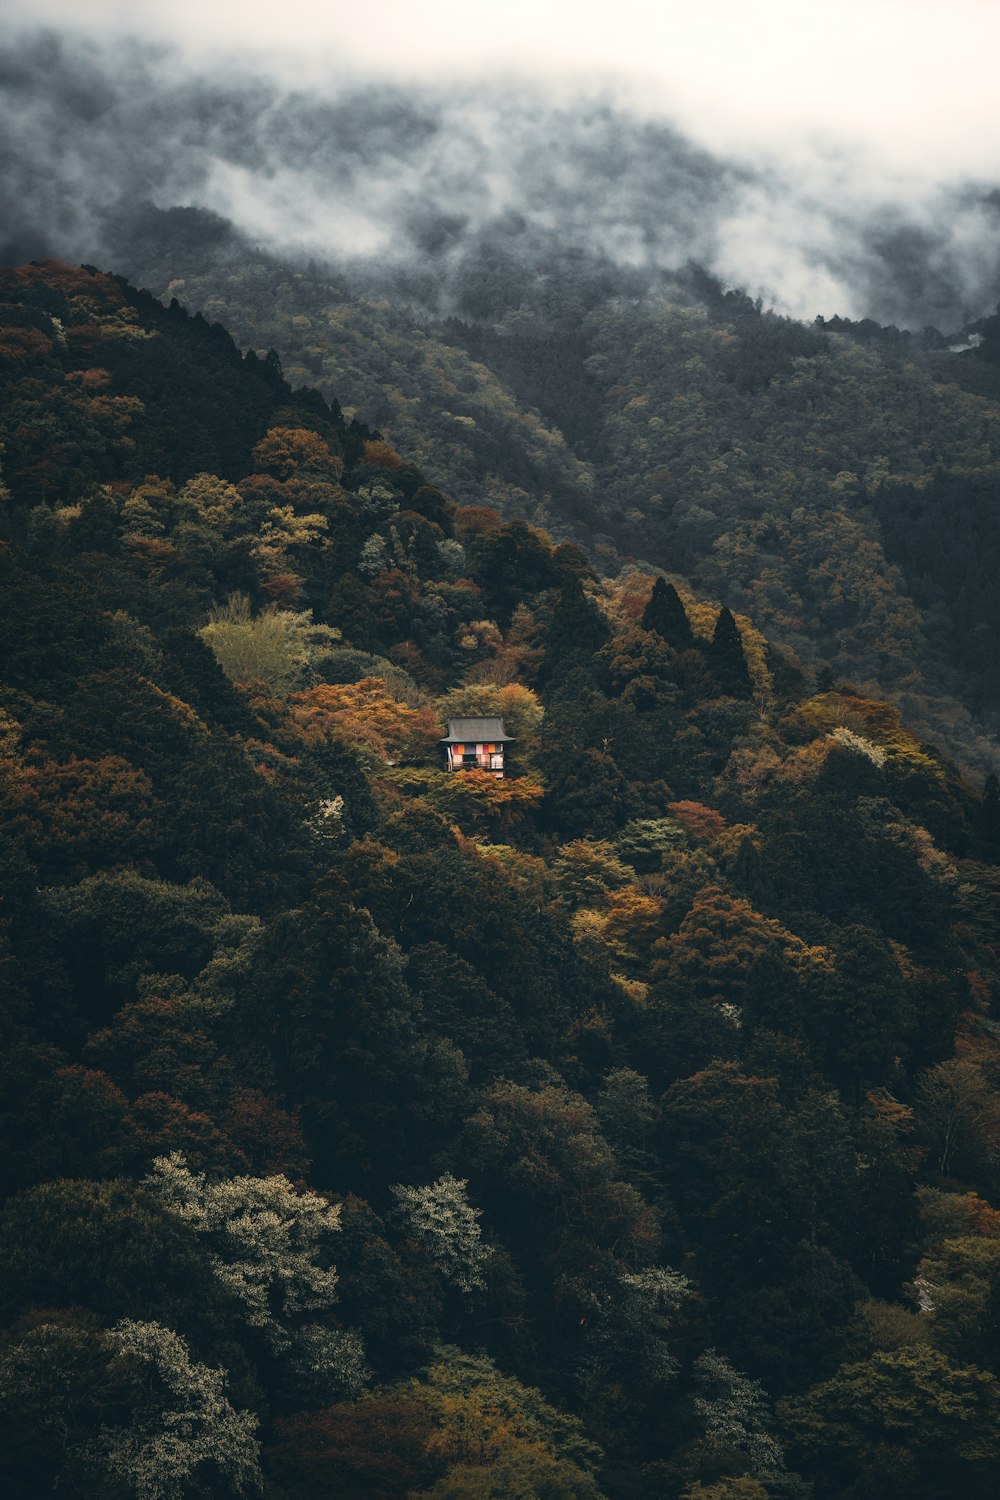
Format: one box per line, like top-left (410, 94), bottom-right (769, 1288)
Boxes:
top-left (2, 19), bottom-right (999, 327)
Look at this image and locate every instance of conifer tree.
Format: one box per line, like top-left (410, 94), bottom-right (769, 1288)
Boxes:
top-left (538, 575), bottom-right (610, 685)
top-left (641, 576), bottom-right (695, 650)
top-left (708, 607), bottom-right (753, 698)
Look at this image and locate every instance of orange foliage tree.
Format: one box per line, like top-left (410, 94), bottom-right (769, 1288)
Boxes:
top-left (251, 425), bottom-right (343, 481)
top-left (668, 800), bottom-right (727, 842)
top-left (3, 753), bottom-right (160, 879)
top-left (292, 677), bottom-right (440, 764)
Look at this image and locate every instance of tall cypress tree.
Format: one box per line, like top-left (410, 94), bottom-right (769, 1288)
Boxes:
top-left (538, 575), bottom-right (610, 685)
top-left (641, 577), bottom-right (694, 650)
top-left (708, 606), bottom-right (754, 697)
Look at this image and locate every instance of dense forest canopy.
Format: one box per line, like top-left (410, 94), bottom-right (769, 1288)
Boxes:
top-left (90, 205), bottom-right (1000, 774)
top-left (1, 259), bottom-right (1000, 1499)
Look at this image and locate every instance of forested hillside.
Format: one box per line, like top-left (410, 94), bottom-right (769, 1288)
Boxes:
top-left (107, 209), bottom-right (1000, 771)
top-left (2, 261), bottom-right (1000, 1500)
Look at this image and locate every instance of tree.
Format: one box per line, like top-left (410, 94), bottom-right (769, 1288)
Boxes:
top-left (707, 608), bottom-right (753, 698)
top-left (268, 1388), bottom-right (439, 1499)
top-left (41, 869), bottom-right (251, 1021)
top-left (269, 1346), bottom-right (604, 1500)
top-left (782, 1345), bottom-right (1000, 1499)
top-left (546, 747), bottom-right (635, 839)
top-left (144, 1153), bottom-right (366, 1399)
top-left (403, 941), bottom-right (526, 1082)
top-left (2, 752), bottom-right (161, 883)
top-left (912, 1236), bottom-right (1000, 1370)
top-left (981, 772), bottom-right (1000, 848)
top-left (642, 576), bottom-right (695, 650)
top-left (475, 520), bottom-right (563, 627)
top-left (412, 1449), bottom-right (605, 1498)
top-left (460, 1077), bottom-right (677, 1391)
top-left (668, 800), bottom-right (727, 842)
top-left (391, 1173), bottom-right (491, 1293)
top-left (691, 1349), bottom-right (787, 1482)
top-left (292, 677), bottom-right (439, 764)
top-left (577, 1265), bottom-right (690, 1398)
top-left (250, 425), bottom-right (342, 481)
top-left (199, 593), bottom-right (339, 696)
top-left (594, 1067), bottom-right (659, 1187)
top-left (914, 1057), bottom-right (1000, 1184)
top-left (245, 875), bottom-right (467, 1185)
top-left (0, 1176), bottom-right (223, 1339)
top-left (553, 839), bottom-right (635, 908)
top-left (679, 1483), bottom-right (769, 1500)
top-left (0, 1316), bottom-right (262, 1500)
top-left (463, 1077), bottom-right (660, 1277)
top-left (658, 1063), bottom-right (858, 1376)
top-left (539, 575), bottom-right (611, 685)
top-left (614, 817), bottom-right (689, 872)
top-left (89, 1320), bottom-right (262, 1500)
top-left (83, 993), bottom-right (230, 1114)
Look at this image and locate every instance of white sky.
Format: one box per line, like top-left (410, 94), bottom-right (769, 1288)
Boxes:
top-left (9, 0), bottom-right (1000, 178)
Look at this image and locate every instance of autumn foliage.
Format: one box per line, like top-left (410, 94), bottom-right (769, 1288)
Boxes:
top-left (1, 259), bottom-right (999, 1500)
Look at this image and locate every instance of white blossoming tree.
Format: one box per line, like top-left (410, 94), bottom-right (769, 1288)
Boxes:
top-left (829, 725), bottom-right (887, 767)
top-left (145, 1153), bottom-right (367, 1400)
top-left (391, 1172), bottom-right (492, 1293)
top-left (0, 1317), bottom-right (261, 1500)
top-left (94, 1320), bottom-right (262, 1500)
top-left (693, 1348), bottom-right (788, 1481)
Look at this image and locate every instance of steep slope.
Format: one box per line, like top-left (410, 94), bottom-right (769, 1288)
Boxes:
top-left (105, 218), bottom-right (1000, 770)
top-left (2, 262), bottom-right (1000, 1500)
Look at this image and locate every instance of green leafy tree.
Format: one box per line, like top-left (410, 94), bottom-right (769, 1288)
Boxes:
top-left (199, 593), bottom-right (339, 696)
top-left (912, 1236), bottom-right (1000, 1371)
top-left (782, 1344), bottom-right (1000, 1499)
top-left (0, 1175), bottom-right (232, 1343)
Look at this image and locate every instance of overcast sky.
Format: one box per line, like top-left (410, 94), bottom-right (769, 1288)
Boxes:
top-left (4, 1), bottom-right (1000, 324)
top-left (11, 0), bottom-right (1000, 173)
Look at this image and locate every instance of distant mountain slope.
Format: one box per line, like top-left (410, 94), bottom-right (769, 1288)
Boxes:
top-left (109, 217), bottom-right (1000, 769)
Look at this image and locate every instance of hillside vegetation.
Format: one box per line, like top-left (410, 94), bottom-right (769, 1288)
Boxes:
top-left (113, 216), bottom-right (1000, 770)
top-left (2, 261), bottom-right (1000, 1500)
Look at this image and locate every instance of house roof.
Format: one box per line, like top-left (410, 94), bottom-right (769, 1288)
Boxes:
top-left (440, 716), bottom-right (514, 743)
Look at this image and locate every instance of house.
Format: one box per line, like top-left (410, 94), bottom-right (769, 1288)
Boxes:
top-left (440, 717), bottom-right (514, 777)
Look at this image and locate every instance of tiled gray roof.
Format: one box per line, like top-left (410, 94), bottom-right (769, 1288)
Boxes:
top-left (441, 716), bottom-right (513, 742)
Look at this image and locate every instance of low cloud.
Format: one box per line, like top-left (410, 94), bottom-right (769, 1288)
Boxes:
top-left (2, 25), bottom-right (998, 328)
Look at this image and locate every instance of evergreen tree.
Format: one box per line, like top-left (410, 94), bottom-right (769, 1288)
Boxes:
top-left (708, 607), bottom-right (754, 698)
top-left (642, 577), bottom-right (695, 650)
top-left (538, 575), bottom-right (611, 685)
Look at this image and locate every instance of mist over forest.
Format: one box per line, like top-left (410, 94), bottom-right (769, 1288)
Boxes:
top-left (6, 10), bottom-right (1000, 1500)
top-left (4, 24), bottom-right (1000, 331)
